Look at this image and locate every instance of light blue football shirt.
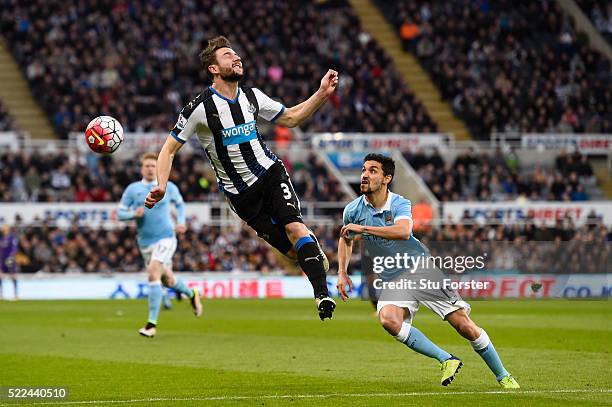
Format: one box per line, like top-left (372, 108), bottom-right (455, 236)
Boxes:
top-left (343, 191), bottom-right (428, 275)
top-left (118, 180), bottom-right (185, 248)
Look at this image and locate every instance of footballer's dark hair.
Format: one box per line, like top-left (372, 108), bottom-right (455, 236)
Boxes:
top-left (199, 36), bottom-right (232, 81)
top-left (364, 153), bottom-right (395, 181)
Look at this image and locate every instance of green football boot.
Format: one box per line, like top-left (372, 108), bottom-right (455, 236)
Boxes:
top-left (440, 356), bottom-right (463, 386)
top-left (499, 375), bottom-right (520, 389)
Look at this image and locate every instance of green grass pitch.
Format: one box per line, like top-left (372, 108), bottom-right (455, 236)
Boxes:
top-left (0, 299), bottom-right (610, 406)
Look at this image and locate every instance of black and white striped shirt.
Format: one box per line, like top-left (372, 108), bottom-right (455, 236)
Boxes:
top-left (170, 86), bottom-right (285, 195)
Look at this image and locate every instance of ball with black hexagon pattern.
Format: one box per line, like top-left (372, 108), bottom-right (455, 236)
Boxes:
top-left (85, 116), bottom-right (124, 154)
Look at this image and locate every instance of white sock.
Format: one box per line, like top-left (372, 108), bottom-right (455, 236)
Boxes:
top-left (470, 329), bottom-right (491, 351)
top-left (394, 322), bottom-right (412, 343)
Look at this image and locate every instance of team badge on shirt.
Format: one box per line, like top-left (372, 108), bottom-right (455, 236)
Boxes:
top-left (384, 211), bottom-right (393, 225)
top-left (247, 103), bottom-right (256, 114)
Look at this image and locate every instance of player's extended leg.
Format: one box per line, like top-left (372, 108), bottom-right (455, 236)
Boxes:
top-left (161, 269), bottom-right (201, 317)
top-left (256, 162), bottom-right (334, 319)
top-left (285, 222), bottom-right (335, 320)
top-left (379, 304), bottom-right (462, 386)
top-left (446, 309), bottom-right (519, 388)
top-left (246, 212), bottom-right (335, 320)
top-left (139, 259), bottom-right (164, 338)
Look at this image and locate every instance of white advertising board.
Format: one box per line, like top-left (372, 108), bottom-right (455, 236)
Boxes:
top-left (443, 201), bottom-right (612, 226)
top-left (4, 273), bottom-right (609, 300)
top-left (0, 203), bottom-right (211, 227)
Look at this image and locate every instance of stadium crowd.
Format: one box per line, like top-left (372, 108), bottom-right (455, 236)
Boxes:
top-left (13, 222), bottom-right (288, 274)
top-left (0, 146), bottom-right (597, 204)
top-left (404, 148), bottom-right (596, 201)
top-left (427, 212), bottom-right (610, 274)
top-left (0, 101), bottom-right (18, 131)
top-left (7, 213), bottom-right (609, 275)
top-left (0, 150), bottom-right (348, 203)
top-left (1, 0), bottom-right (436, 137)
top-left (378, 0), bottom-right (611, 139)
top-left (577, 0), bottom-right (612, 43)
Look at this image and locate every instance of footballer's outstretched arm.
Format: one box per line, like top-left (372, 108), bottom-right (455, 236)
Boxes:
top-left (341, 219), bottom-right (413, 241)
top-left (275, 69), bottom-right (338, 128)
top-left (336, 235), bottom-right (354, 301)
top-left (145, 135), bottom-right (183, 208)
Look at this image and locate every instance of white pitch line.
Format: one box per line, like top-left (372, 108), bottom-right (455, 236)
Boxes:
top-left (1, 389), bottom-right (610, 406)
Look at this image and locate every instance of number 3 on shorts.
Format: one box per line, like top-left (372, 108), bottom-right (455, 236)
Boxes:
top-left (280, 182), bottom-right (292, 200)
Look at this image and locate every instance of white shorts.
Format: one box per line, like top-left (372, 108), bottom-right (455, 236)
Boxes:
top-left (140, 237), bottom-right (177, 269)
top-left (377, 299), bottom-right (471, 322)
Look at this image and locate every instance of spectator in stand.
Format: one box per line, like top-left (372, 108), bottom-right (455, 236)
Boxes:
top-left (400, 20), bottom-right (420, 51)
top-left (0, 224), bottom-right (19, 300)
top-left (576, 0), bottom-right (612, 44)
top-left (411, 199), bottom-right (434, 232)
top-left (0, 101), bottom-right (18, 131)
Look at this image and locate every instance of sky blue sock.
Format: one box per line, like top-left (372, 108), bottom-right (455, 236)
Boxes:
top-left (471, 330), bottom-right (509, 381)
top-left (171, 278), bottom-right (194, 298)
top-left (162, 289), bottom-right (172, 309)
top-left (404, 326), bottom-right (452, 362)
top-left (148, 282), bottom-right (162, 325)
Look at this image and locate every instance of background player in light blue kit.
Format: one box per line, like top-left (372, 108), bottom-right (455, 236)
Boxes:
top-left (336, 153), bottom-right (519, 389)
top-left (118, 152), bottom-right (202, 337)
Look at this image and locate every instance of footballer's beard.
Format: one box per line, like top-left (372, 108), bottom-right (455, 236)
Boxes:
top-left (360, 179), bottom-right (380, 195)
top-left (220, 67), bottom-right (244, 82)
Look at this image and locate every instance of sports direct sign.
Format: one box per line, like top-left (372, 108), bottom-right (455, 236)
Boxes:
top-left (521, 133), bottom-right (611, 155)
top-left (6, 273), bottom-right (610, 300)
top-left (443, 202), bottom-right (612, 226)
top-left (310, 133), bottom-right (453, 151)
top-left (0, 203), bottom-right (212, 227)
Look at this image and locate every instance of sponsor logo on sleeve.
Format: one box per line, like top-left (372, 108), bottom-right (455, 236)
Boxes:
top-left (176, 114), bottom-right (187, 131)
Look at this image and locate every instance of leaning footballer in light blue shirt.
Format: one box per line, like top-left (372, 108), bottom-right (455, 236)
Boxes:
top-left (118, 180), bottom-right (185, 247)
top-left (336, 153), bottom-right (518, 389)
top-left (116, 153), bottom-right (201, 337)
